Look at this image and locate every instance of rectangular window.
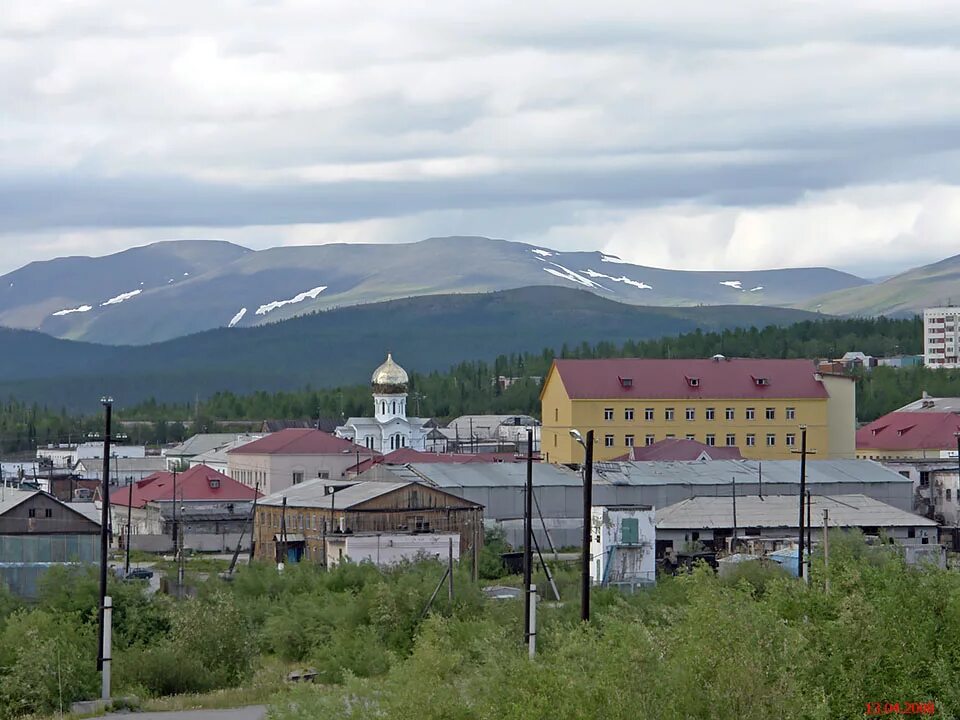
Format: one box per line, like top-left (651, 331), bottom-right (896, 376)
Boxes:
top-left (705, 434), bottom-right (716, 446)
top-left (625, 435), bottom-right (635, 447)
top-left (665, 434), bottom-right (676, 439)
top-left (948, 489), bottom-right (953, 502)
top-left (766, 433), bottom-right (776, 447)
top-left (786, 433), bottom-right (796, 447)
top-left (726, 434), bottom-right (736, 447)
top-left (920, 471), bottom-right (930, 488)
top-left (665, 408), bottom-right (675, 421)
top-left (786, 407), bottom-right (796, 420)
top-left (45, 508), bottom-right (53, 518)
top-left (554, 408), bottom-right (559, 422)
top-left (765, 408), bottom-right (775, 420)
top-left (705, 408), bottom-right (715, 420)
top-left (604, 434), bottom-right (615, 448)
top-left (685, 408), bottom-right (696, 421)
top-left (28, 508), bottom-right (36, 518)
top-left (625, 408), bottom-right (634, 421)
top-left (604, 408), bottom-right (614, 421)
top-left (746, 434), bottom-right (756, 447)
top-left (685, 434), bottom-right (696, 441)
top-left (725, 408), bottom-right (735, 420)
top-left (292, 471), bottom-right (304, 485)
top-left (645, 408), bottom-right (654, 421)
top-left (645, 434), bottom-right (655, 446)
top-left (746, 408), bottom-right (756, 420)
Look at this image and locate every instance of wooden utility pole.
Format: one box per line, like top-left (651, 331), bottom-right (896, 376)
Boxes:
top-left (791, 426), bottom-right (816, 579)
top-left (447, 537), bottom-right (454, 602)
top-left (581, 430), bottom-right (594, 623)
top-left (97, 397), bottom-right (113, 673)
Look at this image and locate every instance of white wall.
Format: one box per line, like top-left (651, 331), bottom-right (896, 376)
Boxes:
top-left (327, 533), bottom-right (460, 568)
top-left (590, 506), bottom-right (656, 585)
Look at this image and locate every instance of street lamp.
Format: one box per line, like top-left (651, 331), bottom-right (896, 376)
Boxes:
top-left (570, 429), bottom-right (593, 622)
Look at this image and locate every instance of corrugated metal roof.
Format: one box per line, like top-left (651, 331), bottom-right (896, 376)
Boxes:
top-left (596, 459), bottom-right (911, 486)
top-left (857, 411), bottom-right (960, 451)
top-left (165, 434), bottom-right (239, 457)
top-left (656, 493), bottom-right (936, 530)
top-left (0, 489), bottom-right (39, 516)
top-left (387, 463), bottom-right (584, 488)
top-left (229, 428), bottom-right (364, 456)
top-left (259, 478), bottom-right (414, 509)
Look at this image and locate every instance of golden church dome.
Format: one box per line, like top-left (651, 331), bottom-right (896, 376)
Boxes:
top-left (371, 353), bottom-right (409, 389)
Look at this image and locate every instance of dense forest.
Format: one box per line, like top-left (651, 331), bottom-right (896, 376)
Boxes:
top-left (1, 315), bottom-right (954, 454)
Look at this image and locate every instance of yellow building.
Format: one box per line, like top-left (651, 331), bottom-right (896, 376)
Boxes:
top-left (540, 357), bottom-right (855, 464)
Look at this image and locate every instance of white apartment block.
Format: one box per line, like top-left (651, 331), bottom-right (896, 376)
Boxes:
top-left (924, 307), bottom-right (960, 369)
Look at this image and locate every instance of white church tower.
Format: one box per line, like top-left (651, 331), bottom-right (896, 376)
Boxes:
top-left (335, 353), bottom-right (430, 452)
top-left (372, 353), bottom-right (408, 423)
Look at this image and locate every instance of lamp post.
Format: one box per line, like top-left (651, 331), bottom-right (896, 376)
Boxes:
top-left (569, 429), bottom-right (593, 622)
top-left (97, 397), bottom-right (112, 677)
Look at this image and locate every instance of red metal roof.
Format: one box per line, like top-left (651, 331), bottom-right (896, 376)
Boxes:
top-left (549, 358), bottom-right (830, 400)
top-left (227, 428), bottom-right (365, 455)
top-left (613, 438), bottom-right (744, 461)
top-left (856, 412), bottom-right (960, 451)
top-left (110, 464), bottom-right (261, 509)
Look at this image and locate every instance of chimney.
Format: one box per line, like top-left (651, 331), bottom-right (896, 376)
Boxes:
top-left (922, 390), bottom-right (930, 399)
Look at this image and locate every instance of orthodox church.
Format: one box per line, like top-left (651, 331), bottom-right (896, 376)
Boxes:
top-left (335, 353), bottom-right (431, 452)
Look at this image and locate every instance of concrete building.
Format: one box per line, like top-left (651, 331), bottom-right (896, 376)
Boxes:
top-left (37, 442), bottom-right (146, 470)
top-left (335, 354), bottom-right (432, 452)
top-left (326, 532), bottom-right (460, 569)
top-left (0, 490), bottom-right (101, 597)
top-left (73, 456), bottom-right (167, 483)
top-left (228, 428), bottom-right (368, 495)
top-left (857, 395), bottom-right (960, 461)
top-left (540, 357), bottom-right (856, 464)
top-left (164, 433), bottom-right (258, 470)
top-left (655, 493), bottom-right (937, 556)
top-left (924, 307), bottom-right (960, 368)
top-left (590, 505), bottom-right (655, 588)
top-left (254, 479), bottom-right (483, 564)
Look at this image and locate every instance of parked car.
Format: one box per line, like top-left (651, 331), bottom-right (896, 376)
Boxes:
top-left (124, 568), bottom-right (154, 581)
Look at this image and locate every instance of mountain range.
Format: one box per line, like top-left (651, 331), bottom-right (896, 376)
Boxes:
top-left (0, 286), bottom-right (820, 411)
top-left (0, 236), bottom-right (867, 346)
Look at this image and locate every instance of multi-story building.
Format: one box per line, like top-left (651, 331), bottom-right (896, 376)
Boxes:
top-left (924, 307), bottom-right (960, 368)
top-left (539, 357), bottom-right (856, 464)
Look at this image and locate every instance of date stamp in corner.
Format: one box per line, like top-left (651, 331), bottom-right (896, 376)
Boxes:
top-left (865, 702), bottom-right (936, 716)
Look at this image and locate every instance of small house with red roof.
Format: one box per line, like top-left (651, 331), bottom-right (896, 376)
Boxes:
top-left (613, 438), bottom-right (743, 462)
top-left (540, 356), bottom-right (855, 464)
top-left (109, 464), bottom-right (261, 542)
top-left (227, 428), bottom-right (371, 495)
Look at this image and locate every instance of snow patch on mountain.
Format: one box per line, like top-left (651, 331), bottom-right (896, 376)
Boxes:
top-left (256, 286), bottom-right (328, 316)
top-left (582, 269), bottom-right (652, 290)
top-left (720, 281), bottom-right (743, 290)
top-left (101, 289), bottom-right (142, 307)
top-left (53, 305), bottom-right (93, 316)
top-left (749, 286), bottom-right (764, 292)
top-left (531, 249), bottom-right (553, 257)
top-left (228, 307), bottom-right (247, 327)
top-left (543, 263), bottom-right (610, 291)
top-left (600, 254), bottom-right (630, 264)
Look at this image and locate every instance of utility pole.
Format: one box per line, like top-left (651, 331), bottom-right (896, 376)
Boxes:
top-left (806, 490), bottom-right (812, 583)
top-left (731, 477), bottom-right (738, 554)
top-left (97, 397), bottom-right (112, 674)
top-left (447, 537), bottom-right (454, 602)
top-left (172, 468), bottom-right (179, 590)
top-left (790, 425), bottom-right (816, 579)
top-left (124, 479), bottom-right (133, 576)
top-left (248, 480), bottom-right (260, 563)
top-left (523, 429), bottom-right (533, 645)
top-left (581, 429), bottom-right (594, 623)
top-left (822, 508), bottom-right (830, 593)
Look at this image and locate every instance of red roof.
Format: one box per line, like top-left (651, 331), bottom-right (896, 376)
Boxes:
top-left (110, 464), bottom-right (261, 509)
top-left (857, 412), bottom-right (960, 451)
top-left (227, 428), bottom-right (364, 455)
top-left (548, 358), bottom-right (831, 400)
top-left (614, 438), bottom-right (744, 462)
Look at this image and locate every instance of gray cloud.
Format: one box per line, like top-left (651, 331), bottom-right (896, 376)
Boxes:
top-left (2, 1), bottom-right (960, 274)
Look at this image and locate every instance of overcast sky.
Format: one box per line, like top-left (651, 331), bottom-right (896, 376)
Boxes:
top-left (3, 1), bottom-right (960, 277)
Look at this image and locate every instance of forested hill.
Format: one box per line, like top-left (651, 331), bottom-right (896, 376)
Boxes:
top-left (1, 314), bottom-right (946, 453)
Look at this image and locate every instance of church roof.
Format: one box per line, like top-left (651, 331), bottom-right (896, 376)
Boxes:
top-left (371, 353), bottom-right (409, 387)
